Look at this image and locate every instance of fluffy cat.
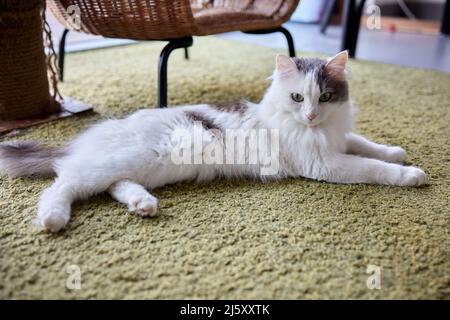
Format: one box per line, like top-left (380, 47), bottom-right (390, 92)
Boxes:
top-left (0, 51), bottom-right (427, 232)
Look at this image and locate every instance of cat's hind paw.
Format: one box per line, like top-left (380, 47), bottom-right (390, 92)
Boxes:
top-left (34, 207), bottom-right (70, 232)
top-left (399, 167), bottom-right (427, 186)
top-left (129, 195), bottom-right (158, 217)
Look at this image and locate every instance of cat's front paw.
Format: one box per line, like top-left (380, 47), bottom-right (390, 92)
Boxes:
top-left (129, 195), bottom-right (158, 217)
top-left (384, 146), bottom-right (407, 164)
top-left (398, 166), bottom-right (427, 186)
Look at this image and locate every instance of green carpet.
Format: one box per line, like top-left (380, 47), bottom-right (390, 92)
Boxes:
top-left (1, 37), bottom-right (449, 299)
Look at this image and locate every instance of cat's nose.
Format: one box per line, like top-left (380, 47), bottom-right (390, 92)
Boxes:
top-left (307, 113), bottom-right (317, 121)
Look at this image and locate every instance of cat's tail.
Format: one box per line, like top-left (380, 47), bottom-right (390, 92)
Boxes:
top-left (0, 141), bottom-right (66, 178)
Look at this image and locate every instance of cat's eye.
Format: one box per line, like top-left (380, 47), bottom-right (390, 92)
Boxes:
top-left (291, 93), bottom-right (304, 103)
top-left (319, 92), bottom-right (332, 103)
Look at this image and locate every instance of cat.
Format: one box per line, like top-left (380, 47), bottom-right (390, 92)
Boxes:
top-left (0, 51), bottom-right (427, 232)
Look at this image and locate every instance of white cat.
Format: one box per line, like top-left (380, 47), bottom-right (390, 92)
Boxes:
top-left (0, 51), bottom-right (427, 232)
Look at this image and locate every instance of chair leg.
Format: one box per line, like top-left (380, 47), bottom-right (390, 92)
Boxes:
top-left (58, 28), bottom-right (69, 82)
top-left (277, 26), bottom-right (296, 58)
top-left (243, 26), bottom-right (296, 57)
top-left (341, 0), bottom-right (366, 57)
top-left (441, 0), bottom-right (449, 35)
top-left (184, 48), bottom-right (189, 60)
top-left (158, 37), bottom-right (193, 108)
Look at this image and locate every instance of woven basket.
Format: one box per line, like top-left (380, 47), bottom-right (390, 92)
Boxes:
top-left (0, 0), bottom-right (57, 120)
top-left (49, 0), bottom-right (200, 40)
top-left (48, 0), bottom-right (299, 39)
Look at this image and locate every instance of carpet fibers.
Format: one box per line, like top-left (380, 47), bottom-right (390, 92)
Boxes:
top-left (0, 37), bottom-right (449, 299)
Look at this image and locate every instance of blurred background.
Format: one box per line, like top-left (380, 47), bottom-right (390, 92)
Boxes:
top-left (47, 0), bottom-right (450, 72)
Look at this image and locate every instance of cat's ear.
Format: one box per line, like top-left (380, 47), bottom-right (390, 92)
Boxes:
top-left (275, 54), bottom-right (297, 74)
top-left (325, 51), bottom-right (348, 78)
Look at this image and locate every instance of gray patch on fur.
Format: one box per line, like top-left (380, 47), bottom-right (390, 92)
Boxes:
top-left (185, 111), bottom-right (221, 131)
top-left (209, 101), bottom-right (248, 113)
top-left (293, 57), bottom-right (349, 103)
top-left (294, 58), bottom-right (326, 74)
top-left (0, 141), bottom-right (65, 178)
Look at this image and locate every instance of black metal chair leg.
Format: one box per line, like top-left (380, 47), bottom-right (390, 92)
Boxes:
top-left (341, 0), bottom-right (366, 57)
top-left (278, 26), bottom-right (296, 57)
top-left (341, 0), bottom-right (356, 57)
top-left (441, 0), bottom-right (450, 35)
top-left (58, 28), bottom-right (69, 81)
top-left (184, 48), bottom-right (189, 60)
top-left (158, 37), bottom-right (193, 108)
top-left (243, 26), bottom-right (296, 57)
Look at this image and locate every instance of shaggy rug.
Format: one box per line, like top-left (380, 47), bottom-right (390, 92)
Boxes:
top-left (0, 37), bottom-right (449, 299)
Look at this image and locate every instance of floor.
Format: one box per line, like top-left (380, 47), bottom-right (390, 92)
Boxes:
top-left (2, 38), bottom-right (449, 299)
top-left (219, 22), bottom-right (450, 73)
top-left (48, 10), bottom-right (450, 73)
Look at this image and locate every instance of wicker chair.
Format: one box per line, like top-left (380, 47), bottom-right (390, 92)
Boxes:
top-left (48, 0), bottom-right (300, 107)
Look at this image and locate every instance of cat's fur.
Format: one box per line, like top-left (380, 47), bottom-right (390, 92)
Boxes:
top-left (0, 52), bottom-right (427, 232)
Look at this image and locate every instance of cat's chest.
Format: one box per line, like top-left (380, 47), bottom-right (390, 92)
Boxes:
top-left (279, 128), bottom-right (346, 173)
top-left (282, 127), bottom-right (344, 151)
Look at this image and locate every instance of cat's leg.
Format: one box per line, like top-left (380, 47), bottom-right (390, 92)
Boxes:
top-left (36, 171), bottom-right (114, 232)
top-left (108, 180), bottom-right (158, 217)
top-left (346, 133), bottom-right (407, 163)
top-left (321, 153), bottom-right (427, 186)
top-left (35, 177), bottom-right (86, 232)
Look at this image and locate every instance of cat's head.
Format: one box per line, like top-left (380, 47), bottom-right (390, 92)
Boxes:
top-left (269, 51), bottom-right (349, 127)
